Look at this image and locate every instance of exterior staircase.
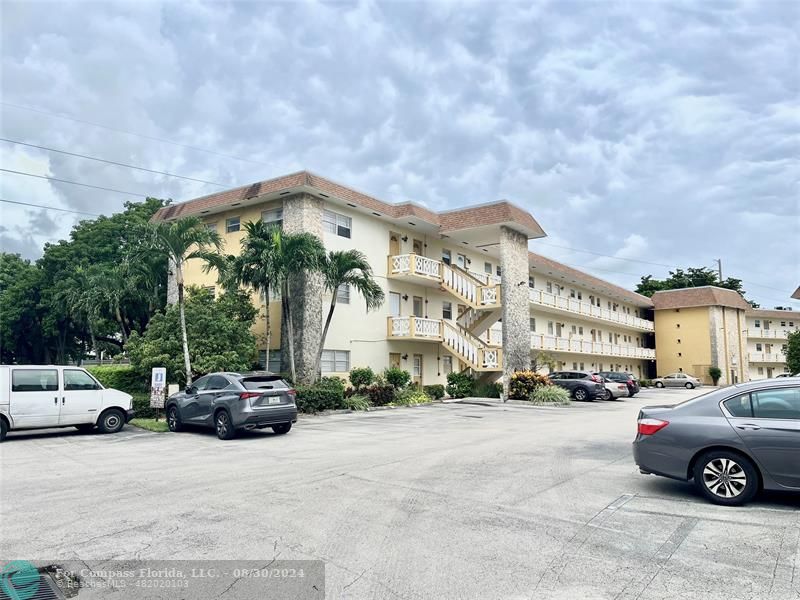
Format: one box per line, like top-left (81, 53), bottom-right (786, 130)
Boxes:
top-left (387, 253), bottom-right (504, 373)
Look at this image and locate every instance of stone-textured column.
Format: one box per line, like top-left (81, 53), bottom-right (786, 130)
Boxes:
top-left (280, 193), bottom-right (324, 384)
top-left (499, 226), bottom-right (531, 398)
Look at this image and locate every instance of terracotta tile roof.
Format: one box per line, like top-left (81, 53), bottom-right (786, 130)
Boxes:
top-left (746, 308), bottom-right (800, 319)
top-left (151, 170), bottom-right (544, 238)
top-left (651, 286), bottom-right (751, 311)
top-left (528, 251), bottom-right (654, 308)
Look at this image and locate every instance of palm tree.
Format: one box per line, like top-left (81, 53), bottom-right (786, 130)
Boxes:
top-left (272, 230), bottom-right (325, 383)
top-left (227, 220), bottom-right (281, 364)
top-left (146, 216), bottom-right (223, 385)
top-left (58, 267), bottom-right (102, 358)
top-left (317, 250), bottom-right (384, 376)
top-left (88, 263), bottom-right (141, 345)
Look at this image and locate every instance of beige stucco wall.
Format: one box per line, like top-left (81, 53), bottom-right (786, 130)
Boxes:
top-left (654, 306), bottom-right (711, 380)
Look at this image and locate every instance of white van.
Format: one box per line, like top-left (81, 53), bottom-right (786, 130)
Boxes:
top-left (0, 365), bottom-right (134, 441)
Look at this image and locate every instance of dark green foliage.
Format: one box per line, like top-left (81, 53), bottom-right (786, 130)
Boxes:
top-left (786, 331), bottom-right (800, 375)
top-left (366, 384), bottom-right (396, 406)
top-left (509, 371), bottom-right (551, 399)
top-left (445, 371), bottom-right (475, 398)
top-left (395, 387), bottom-right (431, 405)
top-left (529, 385), bottom-right (570, 405)
top-left (708, 366), bottom-right (722, 385)
top-left (474, 381), bottom-right (502, 398)
top-left (639, 379), bottom-right (653, 388)
top-left (384, 366), bottom-right (411, 389)
top-left (86, 365), bottom-right (148, 394)
top-left (132, 393), bottom-right (159, 419)
top-left (349, 367), bottom-right (375, 389)
top-left (636, 268), bottom-right (748, 300)
top-left (423, 384), bottom-right (445, 399)
top-left (295, 377), bottom-right (346, 413)
top-left (126, 287), bottom-right (257, 386)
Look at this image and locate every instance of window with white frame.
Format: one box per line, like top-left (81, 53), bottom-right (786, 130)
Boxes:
top-left (484, 262), bottom-right (492, 274)
top-left (547, 321), bottom-right (554, 335)
top-left (577, 291), bottom-right (582, 300)
top-left (261, 208), bottom-right (283, 228)
top-left (226, 217), bottom-right (240, 233)
top-left (757, 367), bottom-right (764, 374)
top-left (442, 301), bottom-right (452, 320)
top-left (442, 249), bottom-right (451, 265)
top-left (206, 222), bottom-right (217, 232)
top-left (755, 319), bottom-right (761, 327)
top-left (258, 350), bottom-right (282, 372)
top-left (546, 282), bottom-right (553, 293)
top-left (529, 276), bottom-right (535, 288)
top-left (781, 321), bottom-right (786, 327)
top-left (496, 266), bottom-right (501, 277)
top-left (578, 326), bottom-right (583, 335)
top-left (756, 343), bottom-right (762, 351)
top-left (321, 350), bottom-right (350, 373)
top-left (442, 355), bottom-right (453, 375)
top-left (323, 210), bottom-right (351, 238)
top-left (570, 289), bottom-right (576, 298)
top-left (336, 284), bottom-right (350, 304)
top-left (530, 317), bottom-right (536, 332)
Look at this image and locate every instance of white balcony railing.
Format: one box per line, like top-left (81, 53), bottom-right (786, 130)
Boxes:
top-left (748, 352), bottom-right (786, 363)
top-left (747, 329), bottom-right (791, 339)
top-left (528, 288), bottom-right (654, 331)
top-left (387, 316), bottom-right (443, 340)
top-left (531, 333), bottom-right (656, 360)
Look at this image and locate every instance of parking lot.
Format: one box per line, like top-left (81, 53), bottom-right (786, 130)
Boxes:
top-left (2, 387), bottom-right (798, 599)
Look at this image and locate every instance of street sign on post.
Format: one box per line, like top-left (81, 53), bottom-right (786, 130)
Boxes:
top-left (150, 367), bottom-right (167, 410)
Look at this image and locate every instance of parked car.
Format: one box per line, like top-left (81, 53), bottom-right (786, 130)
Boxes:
top-left (548, 371), bottom-right (606, 401)
top-left (166, 372), bottom-right (297, 440)
top-left (0, 365), bottom-right (133, 441)
top-left (597, 371), bottom-right (640, 397)
top-left (652, 373), bottom-right (702, 389)
top-left (775, 373), bottom-right (800, 378)
top-left (633, 378), bottom-right (800, 505)
top-left (599, 377), bottom-right (629, 401)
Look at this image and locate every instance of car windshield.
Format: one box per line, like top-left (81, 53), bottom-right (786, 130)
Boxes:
top-left (239, 375), bottom-right (288, 390)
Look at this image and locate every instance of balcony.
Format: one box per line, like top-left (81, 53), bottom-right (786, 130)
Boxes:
top-left (531, 333), bottom-right (656, 360)
top-left (748, 352), bottom-right (786, 363)
top-left (529, 288), bottom-right (654, 332)
top-left (388, 253), bottom-right (442, 285)
top-left (747, 329), bottom-right (790, 339)
top-left (387, 316), bottom-right (443, 341)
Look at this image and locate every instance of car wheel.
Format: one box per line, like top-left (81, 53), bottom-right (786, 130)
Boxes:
top-left (167, 406), bottom-right (183, 432)
top-left (627, 390), bottom-right (635, 398)
top-left (0, 418), bottom-right (7, 442)
top-left (685, 382), bottom-right (695, 389)
top-left (573, 387), bottom-right (588, 402)
top-left (215, 410), bottom-right (236, 440)
top-left (98, 409), bottom-right (125, 434)
top-left (272, 423), bottom-right (292, 435)
top-left (655, 381), bottom-right (664, 388)
top-left (74, 424), bottom-right (95, 433)
top-left (603, 389), bottom-right (613, 401)
top-left (693, 450), bottom-right (758, 506)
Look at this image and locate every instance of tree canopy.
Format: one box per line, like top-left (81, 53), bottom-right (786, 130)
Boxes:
top-left (635, 267), bottom-right (756, 306)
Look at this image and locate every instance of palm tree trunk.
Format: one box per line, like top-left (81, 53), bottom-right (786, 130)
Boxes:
top-left (317, 295), bottom-right (337, 378)
top-left (264, 284), bottom-right (271, 369)
top-left (115, 305), bottom-right (129, 345)
top-left (282, 281), bottom-right (296, 383)
top-left (178, 282), bottom-right (192, 385)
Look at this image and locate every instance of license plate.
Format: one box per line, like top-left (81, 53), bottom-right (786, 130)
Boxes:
top-left (268, 397), bottom-right (281, 405)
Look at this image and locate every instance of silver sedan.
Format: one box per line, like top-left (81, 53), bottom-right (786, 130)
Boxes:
top-left (652, 373), bottom-right (702, 389)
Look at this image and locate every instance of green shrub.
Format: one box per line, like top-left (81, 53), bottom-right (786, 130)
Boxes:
top-left (366, 384), bottom-right (396, 406)
top-left (529, 385), bottom-right (570, 405)
top-left (474, 381), bottom-right (502, 398)
top-left (343, 395), bottom-right (371, 411)
top-left (132, 393), bottom-right (159, 419)
top-left (423, 384), bottom-right (445, 400)
top-left (86, 365), bottom-right (148, 394)
top-left (446, 371), bottom-right (475, 398)
top-left (509, 371), bottom-right (551, 400)
top-left (384, 367), bottom-right (411, 389)
top-left (395, 387), bottom-right (431, 406)
top-left (349, 367), bottom-right (375, 389)
top-left (639, 379), bottom-right (652, 388)
top-left (708, 366), bottom-right (722, 385)
top-left (295, 377), bottom-right (346, 413)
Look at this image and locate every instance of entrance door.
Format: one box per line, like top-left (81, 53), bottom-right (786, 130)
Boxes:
top-left (413, 354), bottom-right (423, 386)
top-left (413, 296), bottom-right (424, 318)
top-left (9, 368), bottom-right (61, 428)
top-left (767, 367), bottom-right (774, 378)
top-left (413, 239), bottom-right (423, 255)
top-left (389, 353), bottom-right (401, 369)
top-left (389, 292), bottom-right (401, 317)
top-left (389, 233), bottom-right (400, 256)
top-left (60, 368), bottom-right (103, 425)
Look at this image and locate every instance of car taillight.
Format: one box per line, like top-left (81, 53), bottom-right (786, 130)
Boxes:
top-left (239, 392), bottom-right (261, 400)
top-left (617, 385), bottom-right (627, 390)
top-left (591, 374), bottom-right (603, 383)
top-left (287, 389), bottom-right (297, 402)
top-left (638, 418), bottom-right (669, 435)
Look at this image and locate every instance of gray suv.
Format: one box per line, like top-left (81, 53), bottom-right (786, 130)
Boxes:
top-left (549, 371), bottom-right (606, 401)
top-left (166, 372), bottom-right (297, 440)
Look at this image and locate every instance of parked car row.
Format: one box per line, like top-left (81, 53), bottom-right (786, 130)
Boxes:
top-left (548, 370), bottom-right (640, 402)
top-left (0, 366), bottom-right (297, 442)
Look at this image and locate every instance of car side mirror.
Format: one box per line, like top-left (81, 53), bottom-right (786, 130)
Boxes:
top-left (185, 385), bottom-right (196, 395)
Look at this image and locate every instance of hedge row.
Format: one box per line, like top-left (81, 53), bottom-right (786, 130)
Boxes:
top-left (86, 365), bottom-right (148, 394)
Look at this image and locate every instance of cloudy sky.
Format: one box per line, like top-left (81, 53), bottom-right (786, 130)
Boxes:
top-left (1, 0), bottom-right (798, 308)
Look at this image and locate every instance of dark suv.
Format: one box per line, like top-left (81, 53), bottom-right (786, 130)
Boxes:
top-left (549, 371), bottom-right (606, 401)
top-left (166, 372), bottom-right (297, 440)
top-left (597, 371), bottom-right (640, 397)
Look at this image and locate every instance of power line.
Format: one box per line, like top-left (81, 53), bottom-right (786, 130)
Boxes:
top-left (1, 101), bottom-right (272, 167)
top-left (0, 137), bottom-right (227, 187)
top-left (0, 168), bottom-right (146, 197)
top-left (0, 198), bottom-right (101, 216)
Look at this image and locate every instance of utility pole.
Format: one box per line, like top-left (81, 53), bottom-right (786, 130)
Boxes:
top-left (715, 258), bottom-right (723, 282)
